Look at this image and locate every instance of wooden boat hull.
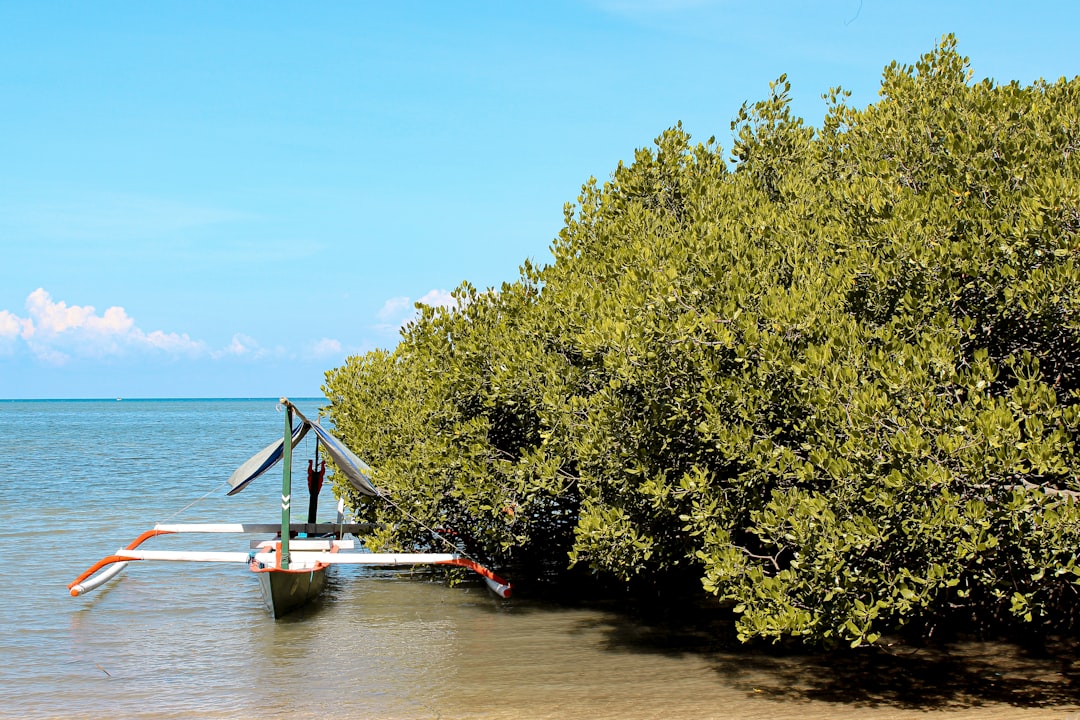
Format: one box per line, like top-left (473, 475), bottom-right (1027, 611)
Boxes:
top-left (254, 564), bottom-right (328, 618)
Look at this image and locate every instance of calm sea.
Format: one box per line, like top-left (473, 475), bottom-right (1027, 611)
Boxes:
top-left (0, 399), bottom-right (1074, 719)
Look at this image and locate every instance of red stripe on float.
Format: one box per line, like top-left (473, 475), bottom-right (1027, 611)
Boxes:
top-left (437, 557), bottom-right (513, 598)
top-left (67, 528), bottom-right (176, 593)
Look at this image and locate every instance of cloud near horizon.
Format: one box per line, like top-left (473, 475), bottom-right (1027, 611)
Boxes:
top-left (211, 333), bottom-right (265, 360)
top-left (0, 289), bottom-right (348, 366)
top-left (0, 289), bottom-right (206, 365)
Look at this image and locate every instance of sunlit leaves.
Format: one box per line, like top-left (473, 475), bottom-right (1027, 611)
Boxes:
top-left (324, 36), bottom-right (1080, 645)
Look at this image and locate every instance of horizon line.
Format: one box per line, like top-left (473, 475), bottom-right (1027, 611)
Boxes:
top-left (0, 396), bottom-right (326, 402)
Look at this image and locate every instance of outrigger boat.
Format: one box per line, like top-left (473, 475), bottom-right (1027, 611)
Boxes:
top-left (69, 398), bottom-right (511, 618)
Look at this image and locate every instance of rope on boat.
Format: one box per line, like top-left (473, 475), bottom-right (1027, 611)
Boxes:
top-left (364, 486), bottom-right (498, 576)
top-left (157, 481), bottom-right (228, 524)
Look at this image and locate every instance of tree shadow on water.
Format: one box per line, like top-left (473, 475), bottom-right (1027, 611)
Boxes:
top-left (711, 640), bottom-right (1080, 711)
top-left (587, 604), bottom-right (1080, 711)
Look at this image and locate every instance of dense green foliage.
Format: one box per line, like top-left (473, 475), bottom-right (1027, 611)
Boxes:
top-left (324, 38), bottom-right (1080, 646)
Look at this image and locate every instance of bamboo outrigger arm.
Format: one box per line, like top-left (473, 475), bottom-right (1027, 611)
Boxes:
top-left (68, 526), bottom-right (513, 599)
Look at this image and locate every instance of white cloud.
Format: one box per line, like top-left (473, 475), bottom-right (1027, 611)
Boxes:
top-left (416, 289), bottom-right (457, 309)
top-left (142, 330), bottom-right (205, 354)
top-left (375, 288), bottom-right (459, 332)
top-left (1, 289), bottom-right (206, 364)
top-left (32, 346), bottom-right (70, 366)
top-left (0, 289), bottom-right (357, 374)
top-left (309, 337), bottom-right (342, 358)
top-left (0, 310), bottom-right (22, 339)
top-left (377, 296), bottom-right (412, 321)
top-left (0, 311), bottom-right (22, 355)
top-left (24, 289), bottom-right (123, 337)
top-left (214, 333), bottom-right (264, 359)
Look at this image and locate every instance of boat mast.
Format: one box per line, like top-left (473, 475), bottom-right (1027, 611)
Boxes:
top-left (280, 398), bottom-right (293, 569)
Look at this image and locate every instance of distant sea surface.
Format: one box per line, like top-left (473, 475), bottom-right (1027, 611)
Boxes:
top-left (1, 399), bottom-right (1074, 719)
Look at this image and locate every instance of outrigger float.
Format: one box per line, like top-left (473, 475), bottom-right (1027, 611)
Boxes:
top-left (69, 398), bottom-right (511, 618)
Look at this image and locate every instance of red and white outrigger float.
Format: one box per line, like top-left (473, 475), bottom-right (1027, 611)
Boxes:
top-left (69, 398), bottom-right (511, 618)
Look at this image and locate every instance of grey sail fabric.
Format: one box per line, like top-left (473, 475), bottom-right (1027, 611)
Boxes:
top-left (226, 422), bottom-right (310, 495)
top-left (288, 405), bottom-right (379, 497)
top-left (226, 404), bottom-right (379, 498)
top-left (305, 421), bottom-right (379, 497)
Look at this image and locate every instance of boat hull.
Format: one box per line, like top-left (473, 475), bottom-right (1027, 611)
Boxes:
top-left (254, 564), bottom-right (328, 618)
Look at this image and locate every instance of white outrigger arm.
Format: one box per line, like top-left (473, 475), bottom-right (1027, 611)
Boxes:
top-left (68, 523), bottom-right (513, 599)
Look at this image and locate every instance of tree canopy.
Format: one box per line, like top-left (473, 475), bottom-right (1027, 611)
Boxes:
top-left (324, 37), bottom-right (1080, 646)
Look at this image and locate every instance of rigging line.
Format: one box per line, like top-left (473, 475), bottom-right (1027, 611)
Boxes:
top-left (158, 481), bottom-right (229, 523)
top-left (370, 487), bottom-right (487, 564)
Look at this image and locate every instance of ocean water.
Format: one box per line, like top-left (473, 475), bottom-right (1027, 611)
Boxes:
top-left (0, 399), bottom-right (1075, 720)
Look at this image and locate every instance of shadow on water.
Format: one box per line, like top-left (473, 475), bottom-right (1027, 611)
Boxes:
top-left (569, 595), bottom-right (1080, 712)
top-left (477, 565), bottom-right (1079, 713)
top-left (708, 641), bottom-right (1080, 711)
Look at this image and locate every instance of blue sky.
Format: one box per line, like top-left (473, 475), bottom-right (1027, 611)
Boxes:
top-left (1, 1), bottom-right (1077, 399)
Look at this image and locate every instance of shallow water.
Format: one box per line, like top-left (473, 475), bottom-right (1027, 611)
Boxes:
top-left (1, 399), bottom-right (1076, 719)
